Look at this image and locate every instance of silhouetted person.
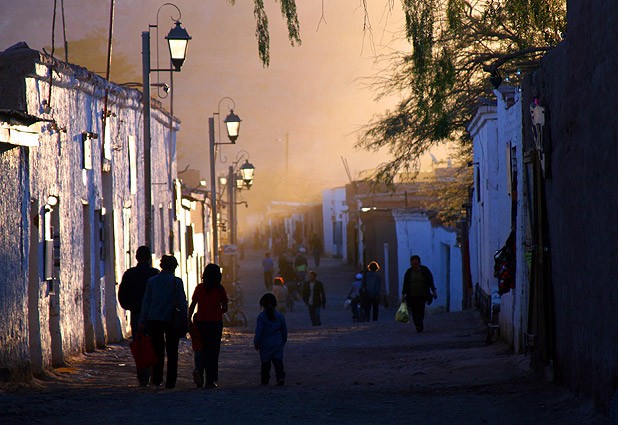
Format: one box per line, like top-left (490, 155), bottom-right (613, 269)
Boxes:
top-left (189, 263), bottom-right (228, 389)
top-left (309, 233), bottom-right (323, 268)
top-left (139, 255), bottom-right (187, 388)
top-left (402, 255), bottom-right (437, 332)
top-left (254, 293), bottom-right (287, 386)
top-left (302, 270), bottom-right (326, 326)
top-left (118, 245), bottom-right (159, 386)
top-left (262, 252), bottom-right (275, 290)
top-left (362, 261), bottom-right (383, 321)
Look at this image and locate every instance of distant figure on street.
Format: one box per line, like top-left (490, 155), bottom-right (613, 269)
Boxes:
top-left (302, 270), bottom-right (326, 326)
top-left (361, 261), bottom-right (383, 321)
top-left (254, 293), bottom-right (288, 386)
top-left (347, 273), bottom-right (363, 323)
top-left (401, 255), bottom-right (437, 333)
top-left (118, 245), bottom-right (159, 386)
top-left (294, 250), bottom-right (309, 284)
top-left (189, 263), bottom-right (229, 389)
top-left (272, 276), bottom-right (289, 314)
top-left (139, 255), bottom-right (187, 389)
top-left (262, 252), bottom-right (275, 291)
top-left (309, 233), bottom-right (323, 268)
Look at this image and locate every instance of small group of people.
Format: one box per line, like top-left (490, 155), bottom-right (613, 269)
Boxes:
top-left (262, 250), bottom-right (311, 310)
top-left (346, 260), bottom-right (383, 323)
top-left (347, 255), bottom-right (438, 332)
top-left (120, 246), bottom-right (287, 389)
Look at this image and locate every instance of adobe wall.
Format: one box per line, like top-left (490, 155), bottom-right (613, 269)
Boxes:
top-left (0, 146), bottom-right (30, 380)
top-left (0, 45), bottom-right (179, 378)
top-left (524, 0), bottom-right (618, 412)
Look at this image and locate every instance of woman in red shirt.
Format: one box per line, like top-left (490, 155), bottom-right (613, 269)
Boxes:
top-left (189, 263), bottom-right (228, 388)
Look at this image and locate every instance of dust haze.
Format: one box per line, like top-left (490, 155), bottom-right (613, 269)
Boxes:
top-left (0, 1), bottom-right (427, 226)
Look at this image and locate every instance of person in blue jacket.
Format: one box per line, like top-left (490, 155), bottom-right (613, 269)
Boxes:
top-left (254, 293), bottom-right (288, 386)
top-left (362, 261), bottom-right (383, 321)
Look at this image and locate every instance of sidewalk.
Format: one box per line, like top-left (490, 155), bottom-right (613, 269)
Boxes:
top-left (0, 250), bottom-right (609, 424)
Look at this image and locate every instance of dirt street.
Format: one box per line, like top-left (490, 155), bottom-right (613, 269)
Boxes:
top-left (0, 250), bottom-right (610, 424)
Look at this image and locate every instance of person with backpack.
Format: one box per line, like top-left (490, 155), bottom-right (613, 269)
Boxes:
top-left (118, 245), bottom-right (159, 387)
top-left (401, 255), bottom-right (437, 333)
top-left (254, 293), bottom-right (287, 386)
top-left (139, 255), bottom-right (188, 389)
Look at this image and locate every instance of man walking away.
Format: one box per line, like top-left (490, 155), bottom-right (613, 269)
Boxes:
top-left (309, 233), bottom-right (323, 268)
top-left (401, 255), bottom-right (437, 332)
top-left (118, 245), bottom-right (159, 386)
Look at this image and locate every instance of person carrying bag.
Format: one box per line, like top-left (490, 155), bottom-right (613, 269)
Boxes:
top-left (395, 302), bottom-right (409, 323)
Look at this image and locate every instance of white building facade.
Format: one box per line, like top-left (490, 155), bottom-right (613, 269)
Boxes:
top-left (467, 87), bottom-right (528, 351)
top-left (0, 44), bottom-right (185, 379)
top-left (322, 187), bottom-right (348, 261)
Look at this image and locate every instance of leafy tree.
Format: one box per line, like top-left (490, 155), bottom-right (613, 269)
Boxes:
top-left (356, 0), bottom-right (566, 185)
top-left (231, 0), bottom-right (301, 67)
top-left (421, 142), bottom-right (473, 227)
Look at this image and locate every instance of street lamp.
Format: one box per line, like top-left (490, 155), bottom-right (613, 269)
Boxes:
top-left (142, 3), bottom-right (191, 250)
top-left (239, 159), bottom-right (255, 188)
top-left (166, 21), bottom-right (191, 71)
top-left (209, 97), bottom-right (242, 263)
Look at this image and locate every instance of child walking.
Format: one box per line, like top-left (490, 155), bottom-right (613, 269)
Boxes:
top-left (254, 293), bottom-right (287, 386)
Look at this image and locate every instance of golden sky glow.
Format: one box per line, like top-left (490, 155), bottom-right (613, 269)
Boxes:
top-left (0, 0), bottom-right (446, 215)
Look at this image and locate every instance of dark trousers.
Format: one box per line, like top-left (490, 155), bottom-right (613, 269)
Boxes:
top-left (195, 321), bottom-right (223, 384)
top-left (363, 296), bottom-right (380, 321)
top-left (351, 296), bottom-right (362, 322)
top-left (130, 317), bottom-right (150, 385)
top-left (308, 305), bottom-right (322, 326)
top-left (263, 270), bottom-right (273, 290)
top-left (407, 296), bottom-right (427, 331)
top-left (147, 320), bottom-right (179, 388)
top-left (313, 250), bottom-right (321, 268)
top-left (261, 358), bottom-right (285, 384)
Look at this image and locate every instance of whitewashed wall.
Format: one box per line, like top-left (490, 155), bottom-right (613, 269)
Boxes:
top-left (393, 210), bottom-right (463, 312)
top-left (0, 47), bottom-right (179, 378)
top-left (468, 87), bottom-right (524, 350)
top-left (492, 88), bottom-right (527, 352)
top-left (321, 187), bottom-right (348, 261)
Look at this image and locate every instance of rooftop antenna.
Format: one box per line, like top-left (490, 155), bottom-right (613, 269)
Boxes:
top-left (341, 156), bottom-right (357, 192)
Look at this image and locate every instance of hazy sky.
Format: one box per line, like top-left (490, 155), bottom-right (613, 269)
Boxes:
top-left (0, 1), bottom-right (441, 213)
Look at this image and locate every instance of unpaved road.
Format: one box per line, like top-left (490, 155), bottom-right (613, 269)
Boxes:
top-left (0, 250), bottom-right (610, 425)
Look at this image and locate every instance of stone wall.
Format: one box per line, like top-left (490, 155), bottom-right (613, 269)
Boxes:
top-left (524, 0), bottom-right (618, 412)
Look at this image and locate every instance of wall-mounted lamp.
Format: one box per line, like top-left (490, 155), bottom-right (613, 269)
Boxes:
top-left (44, 195), bottom-right (59, 212)
top-left (490, 69), bottom-right (502, 89)
top-left (47, 195), bottom-right (59, 207)
top-left (41, 100), bottom-right (52, 115)
top-left (47, 122), bottom-right (67, 133)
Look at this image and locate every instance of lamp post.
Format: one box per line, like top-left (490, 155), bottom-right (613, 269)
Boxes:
top-left (224, 151), bottom-right (254, 285)
top-left (209, 97), bottom-right (242, 263)
top-left (229, 156), bottom-right (254, 247)
top-left (142, 3), bottom-right (191, 249)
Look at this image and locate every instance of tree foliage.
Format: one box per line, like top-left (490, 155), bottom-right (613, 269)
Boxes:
top-left (357, 0), bottom-right (566, 184)
top-left (230, 0), bottom-right (301, 67)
